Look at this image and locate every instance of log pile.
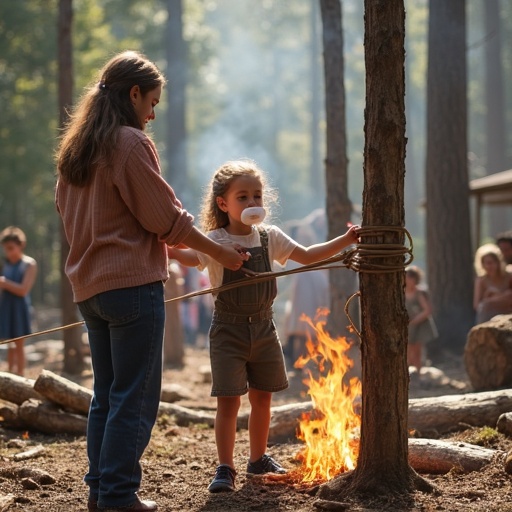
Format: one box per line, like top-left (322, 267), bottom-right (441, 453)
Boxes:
top-left (1, 370), bottom-right (512, 475)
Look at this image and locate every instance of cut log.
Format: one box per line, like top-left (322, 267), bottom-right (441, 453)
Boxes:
top-left (18, 399), bottom-right (87, 435)
top-left (408, 438), bottom-right (502, 474)
top-left (0, 372), bottom-right (43, 405)
top-left (34, 369), bottom-right (92, 415)
top-left (464, 314), bottom-right (512, 391)
top-left (408, 389), bottom-right (512, 435)
top-left (269, 402), bottom-right (314, 443)
top-left (0, 399), bottom-right (26, 430)
top-left (157, 402), bottom-right (250, 430)
top-left (158, 402), bottom-right (215, 427)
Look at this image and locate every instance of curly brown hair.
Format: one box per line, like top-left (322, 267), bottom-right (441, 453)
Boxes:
top-left (199, 159), bottom-right (278, 232)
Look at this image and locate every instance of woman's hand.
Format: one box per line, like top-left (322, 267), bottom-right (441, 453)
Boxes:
top-left (217, 245), bottom-right (247, 271)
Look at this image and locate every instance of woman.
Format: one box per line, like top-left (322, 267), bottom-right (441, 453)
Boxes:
top-left (56, 51), bottom-right (243, 511)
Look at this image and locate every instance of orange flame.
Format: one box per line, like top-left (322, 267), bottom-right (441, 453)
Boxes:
top-left (294, 309), bottom-right (361, 483)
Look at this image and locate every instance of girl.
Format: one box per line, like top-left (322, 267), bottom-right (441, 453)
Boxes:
top-left (473, 243), bottom-right (512, 324)
top-left (55, 51), bottom-right (243, 512)
top-left (404, 265), bottom-right (437, 372)
top-left (168, 159), bottom-right (359, 493)
top-left (0, 226), bottom-right (37, 376)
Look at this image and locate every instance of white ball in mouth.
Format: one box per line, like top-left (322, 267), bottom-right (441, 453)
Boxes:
top-left (241, 206), bottom-right (266, 226)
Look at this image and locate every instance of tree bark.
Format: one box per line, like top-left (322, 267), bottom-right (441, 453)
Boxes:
top-left (484, 0), bottom-right (508, 234)
top-left (33, 369), bottom-right (92, 415)
top-left (165, 0), bottom-right (188, 200)
top-left (58, 0), bottom-right (85, 375)
top-left (320, 0), bottom-right (358, 342)
top-left (0, 372), bottom-right (43, 405)
top-left (319, 0), bottom-right (432, 500)
top-left (426, 0), bottom-right (473, 351)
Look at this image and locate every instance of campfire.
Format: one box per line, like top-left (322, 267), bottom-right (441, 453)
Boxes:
top-left (292, 309), bottom-right (361, 484)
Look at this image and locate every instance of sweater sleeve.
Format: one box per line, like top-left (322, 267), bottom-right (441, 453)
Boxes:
top-left (113, 132), bottom-right (194, 246)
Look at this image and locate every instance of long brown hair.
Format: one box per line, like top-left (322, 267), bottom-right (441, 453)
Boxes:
top-left (56, 50), bottom-right (165, 186)
top-left (199, 159), bottom-right (278, 232)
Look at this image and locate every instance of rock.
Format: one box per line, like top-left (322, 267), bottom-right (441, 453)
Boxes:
top-left (160, 383), bottom-right (192, 403)
top-left (198, 365), bottom-right (212, 384)
top-left (464, 315), bottom-right (512, 391)
top-left (497, 412), bottom-right (512, 437)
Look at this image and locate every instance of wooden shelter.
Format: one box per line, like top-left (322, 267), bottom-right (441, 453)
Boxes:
top-left (469, 169), bottom-right (512, 244)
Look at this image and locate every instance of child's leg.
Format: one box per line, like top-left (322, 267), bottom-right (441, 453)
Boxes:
top-left (407, 342), bottom-right (422, 372)
top-left (8, 340), bottom-right (25, 376)
top-left (247, 388), bottom-right (272, 462)
top-left (215, 396), bottom-right (241, 468)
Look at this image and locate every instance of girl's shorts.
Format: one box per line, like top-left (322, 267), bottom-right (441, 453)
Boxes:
top-left (209, 318), bottom-right (289, 396)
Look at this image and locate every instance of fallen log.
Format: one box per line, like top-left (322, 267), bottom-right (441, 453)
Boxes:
top-left (267, 389), bottom-right (512, 442)
top-left (408, 389), bottom-right (512, 435)
top-left (0, 372), bottom-right (43, 405)
top-left (408, 438), bottom-right (502, 474)
top-left (0, 399), bottom-right (26, 430)
top-left (18, 399), bottom-right (87, 436)
top-left (269, 402), bottom-right (314, 443)
top-left (158, 402), bottom-right (214, 427)
top-left (464, 315), bottom-right (512, 391)
top-left (33, 369), bottom-right (92, 415)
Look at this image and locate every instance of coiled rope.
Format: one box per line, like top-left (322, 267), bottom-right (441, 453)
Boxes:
top-left (0, 226), bottom-right (412, 346)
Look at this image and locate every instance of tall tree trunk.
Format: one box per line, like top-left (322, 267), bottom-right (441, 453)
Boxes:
top-left (484, 0), bottom-right (508, 235)
top-left (309, 0), bottom-right (323, 206)
top-left (319, 0), bottom-right (432, 501)
top-left (166, 0), bottom-right (188, 201)
top-left (426, 0), bottom-right (473, 352)
top-left (320, 0), bottom-right (357, 340)
top-left (58, 0), bottom-right (84, 375)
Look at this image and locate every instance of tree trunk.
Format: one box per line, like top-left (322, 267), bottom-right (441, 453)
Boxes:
top-left (320, 0), bottom-right (358, 342)
top-left (426, 0), bottom-right (473, 352)
top-left (166, 0), bottom-right (188, 200)
top-left (309, 0), bottom-right (323, 205)
top-left (484, 0), bottom-right (508, 234)
top-left (319, 0), bottom-right (432, 501)
top-left (163, 268), bottom-right (185, 367)
top-left (58, 0), bottom-right (85, 375)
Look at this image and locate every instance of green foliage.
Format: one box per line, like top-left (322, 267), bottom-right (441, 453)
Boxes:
top-left (0, 0), bottom-right (511, 308)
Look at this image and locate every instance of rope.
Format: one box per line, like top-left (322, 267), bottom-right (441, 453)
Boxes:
top-left (0, 226), bottom-right (412, 346)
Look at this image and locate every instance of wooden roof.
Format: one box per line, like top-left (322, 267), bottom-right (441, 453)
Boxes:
top-left (469, 169), bottom-right (512, 205)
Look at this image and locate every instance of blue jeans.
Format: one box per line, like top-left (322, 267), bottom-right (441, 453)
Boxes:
top-left (78, 282), bottom-right (165, 508)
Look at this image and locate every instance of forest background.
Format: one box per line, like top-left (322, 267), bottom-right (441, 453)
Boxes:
top-left (0, 0), bottom-right (511, 329)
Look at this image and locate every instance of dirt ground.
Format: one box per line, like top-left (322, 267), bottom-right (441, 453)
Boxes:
top-left (2, 337), bottom-right (512, 511)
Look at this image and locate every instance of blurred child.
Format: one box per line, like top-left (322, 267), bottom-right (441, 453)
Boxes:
top-left (0, 226), bottom-right (37, 376)
top-left (473, 243), bottom-right (512, 324)
top-left (405, 265), bottom-right (437, 372)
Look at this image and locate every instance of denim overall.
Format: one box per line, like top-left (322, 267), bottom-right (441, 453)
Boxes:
top-left (209, 228), bottom-right (288, 396)
top-left (215, 228), bottom-right (276, 321)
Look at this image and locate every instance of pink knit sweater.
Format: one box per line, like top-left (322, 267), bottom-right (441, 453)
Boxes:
top-left (56, 126), bottom-right (194, 302)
